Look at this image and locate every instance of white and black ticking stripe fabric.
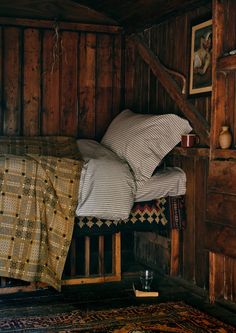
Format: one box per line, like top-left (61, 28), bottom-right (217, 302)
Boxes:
top-left (76, 140), bottom-right (136, 221)
top-left (76, 139), bottom-right (187, 220)
top-left (135, 167), bottom-right (186, 202)
top-left (101, 109), bottom-right (192, 181)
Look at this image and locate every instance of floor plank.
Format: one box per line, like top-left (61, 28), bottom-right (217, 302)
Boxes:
top-left (0, 273), bottom-right (236, 327)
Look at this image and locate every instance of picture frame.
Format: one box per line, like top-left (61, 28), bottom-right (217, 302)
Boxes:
top-left (189, 19), bottom-right (212, 95)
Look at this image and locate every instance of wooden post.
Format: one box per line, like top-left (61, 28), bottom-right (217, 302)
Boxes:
top-left (112, 232), bottom-right (121, 279)
top-left (209, 251), bottom-right (216, 303)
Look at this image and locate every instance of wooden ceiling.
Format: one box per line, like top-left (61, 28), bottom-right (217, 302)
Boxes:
top-left (0, 0), bottom-right (211, 32)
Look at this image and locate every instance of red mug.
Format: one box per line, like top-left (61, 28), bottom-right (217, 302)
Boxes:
top-left (181, 134), bottom-right (199, 148)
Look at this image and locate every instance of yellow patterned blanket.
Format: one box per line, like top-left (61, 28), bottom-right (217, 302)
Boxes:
top-left (0, 137), bottom-right (83, 290)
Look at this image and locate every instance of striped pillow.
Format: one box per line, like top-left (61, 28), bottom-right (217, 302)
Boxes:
top-left (101, 110), bottom-right (192, 181)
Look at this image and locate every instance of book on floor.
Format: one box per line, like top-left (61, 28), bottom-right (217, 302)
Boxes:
top-left (133, 283), bottom-right (159, 297)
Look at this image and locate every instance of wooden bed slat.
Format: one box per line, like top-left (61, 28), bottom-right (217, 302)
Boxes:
top-left (170, 229), bottom-right (180, 276)
top-left (98, 235), bottom-right (105, 275)
top-left (62, 232), bottom-right (121, 286)
top-left (85, 236), bottom-right (90, 276)
top-left (113, 232), bottom-right (121, 278)
top-left (70, 237), bottom-right (77, 276)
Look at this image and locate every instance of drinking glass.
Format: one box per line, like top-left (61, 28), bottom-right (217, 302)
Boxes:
top-left (139, 270), bottom-right (153, 291)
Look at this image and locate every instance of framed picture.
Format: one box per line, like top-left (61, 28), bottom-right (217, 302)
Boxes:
top-left (189, 19), bottom-right (212, 95)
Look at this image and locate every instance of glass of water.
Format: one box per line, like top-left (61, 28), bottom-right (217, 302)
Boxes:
top-left (139, 269), bottom-right (153, 291)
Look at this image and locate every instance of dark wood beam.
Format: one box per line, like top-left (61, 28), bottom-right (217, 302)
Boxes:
top-left (73, 0), bottom-right (211, 32)
top-left (130, 34), bottom-right (210, 146)
top-left (0, 17), bottom-right (122, 34)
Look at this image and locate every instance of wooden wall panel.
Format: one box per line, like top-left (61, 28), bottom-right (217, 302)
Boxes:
top-left (149, 29), bottom-right (158, 114)
top-left (233, 261), bottom-right (236, 301)
top-left (209, 252), bottom-right (236, 303)
top-left (0, 19), bottom-right (123, 138)
top-left (96, 34), bottom-right (113, 139)
top-left (42, 30), bottom-right (60, 135)
top-left (223, 0), bottom-right (236, 53)
top-left (112, 34), bottom-right (123, 117)
top-left (182, 157), bottom-right (196, 282)
top-left (3, 27), bottom-right (22, 135)
top-left (78, 33), bottom-right (96, 138)
top-left (60, 31), bottom-right (79, 136)
top-left (211, 0), bottom-right (236, 149)
top-left (209, 3), bottom-right (236, 303)
top-left (194, 158), bottom-right (209, 288)
top-left (124, 5), bottom-right (211, 126)
top-left (168, 152), bottom-right (209, 288)
top-left (207, 161), bottom-right (236, 225)
top-left (227, 72), bottom-right (236, 137)
top-left (206, 193), bottom-right (236, 226)
top-left (206, 223), bottom-right (236, 258)
top-left (23, 29), bottom-right (41, 136)
top-left (212, 253), bottom-right (225, 299)
top-left (124, 38), bottom-right (135, 109)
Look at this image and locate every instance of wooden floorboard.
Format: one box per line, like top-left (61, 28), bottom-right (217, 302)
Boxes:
top-left (0, 273), bottom-right (236, 327)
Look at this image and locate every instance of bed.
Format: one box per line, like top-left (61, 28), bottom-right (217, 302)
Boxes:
top-left (0, 110), bottom-right (192, 292)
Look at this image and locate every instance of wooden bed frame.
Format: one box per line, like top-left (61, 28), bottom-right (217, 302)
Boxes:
top-left (0, 229), bottom-right (179, 294)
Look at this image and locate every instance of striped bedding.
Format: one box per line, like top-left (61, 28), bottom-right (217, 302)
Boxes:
top-left (76, 139), bottom-right (186, 220)
top-left (76, 139), bottom-right (136, 220)
top-left (135, 167), bottom-right (186, 202)
top-left (101, 109), bottom-right (192, 181)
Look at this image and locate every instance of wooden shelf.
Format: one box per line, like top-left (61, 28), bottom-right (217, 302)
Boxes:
top-left (211, 148), bottom-right (236, 160)
top-left (171, 146), bottom-right (209, 157)
top-left (217, 54), bottom-right (236, 72)
top-left (171, 147), bottom-right (236, 160)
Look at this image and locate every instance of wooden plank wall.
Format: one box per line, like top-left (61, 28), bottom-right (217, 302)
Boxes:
top-left (207, 0), bottom-right (236, 303)
top-left (206, 160), bottom-right (236, 302)
top-left (0, 19), bottom-right (123, 140)
top-left (124, 5), bottom-right (212, 291)
top-left (169, 152), bottom-right (209, 289)
top-left (125, 0), bottom-right (236, 304)
top-left (124, 5), bottom-right (212, 121)
top-left (211, 0), bottom-right (236, 149)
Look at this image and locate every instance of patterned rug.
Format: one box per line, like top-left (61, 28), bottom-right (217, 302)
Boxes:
top-left (0, 301), bottom-right (235, 332)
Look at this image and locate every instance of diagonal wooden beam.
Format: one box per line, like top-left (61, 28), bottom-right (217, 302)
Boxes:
top-left (130, 34), bottom-right (210, 146)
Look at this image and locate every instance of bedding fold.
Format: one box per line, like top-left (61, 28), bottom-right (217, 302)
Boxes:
top-left (76, 140), bottom-right (136, 220)
top-left (135, 167), bottom-right (186, 202)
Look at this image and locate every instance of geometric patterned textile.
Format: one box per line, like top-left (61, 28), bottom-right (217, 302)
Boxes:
top-left (119, 195), bottom-right (186, 232)
top-left (76, 195), bottom-right (186, 236)
top-left (0, 135), bottom-right (80, 159)
top-left (0, 301), bottom-right (234, 332)
top-left (0, 137), bottom-right (83, 291)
